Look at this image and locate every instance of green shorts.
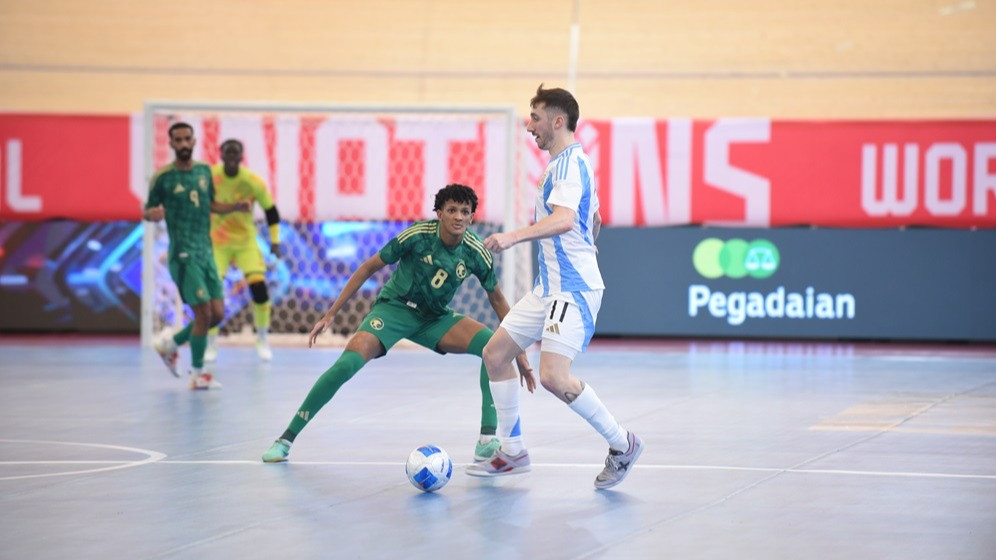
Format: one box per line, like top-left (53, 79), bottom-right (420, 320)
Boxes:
top-left (168, 254), bottom-right (224, 306)
top-left (357, 298), bottom-right (466, 354)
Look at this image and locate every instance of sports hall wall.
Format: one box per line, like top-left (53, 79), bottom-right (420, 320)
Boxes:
top-left (1, 1), bottom-right (995, 340)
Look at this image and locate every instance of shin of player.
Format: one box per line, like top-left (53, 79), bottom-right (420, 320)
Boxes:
top-left (469, 85), bottom-right (644, 488)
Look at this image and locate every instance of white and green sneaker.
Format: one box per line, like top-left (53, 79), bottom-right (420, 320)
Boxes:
top-left (262, 439), bottom-right (291, 463)
top-left (473, 437), bottom-right (502, 463)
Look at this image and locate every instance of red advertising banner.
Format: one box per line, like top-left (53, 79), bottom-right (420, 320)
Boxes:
top-left (2, 113), bottom-right (994, 227)
top-left (0, 114), bottom-right (138, 220)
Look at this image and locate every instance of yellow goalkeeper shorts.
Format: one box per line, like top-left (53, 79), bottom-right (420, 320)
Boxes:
top-left (213, 243), bottom-right (267, 284)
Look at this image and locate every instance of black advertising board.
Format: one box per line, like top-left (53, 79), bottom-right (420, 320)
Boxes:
top-left (596, 227), bottom-right (996, 342)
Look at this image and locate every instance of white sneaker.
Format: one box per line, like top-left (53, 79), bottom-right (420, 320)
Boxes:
top-left (594, 432), bottom-right (644, 489)
top-left (256, 340), bottom-right (273, 361)
top-left (189, 372), bottom-right (222, 390)
top-left (465, 448), bottom-right (531, 477)
top-left (154, 334), bottom-right (180, 377)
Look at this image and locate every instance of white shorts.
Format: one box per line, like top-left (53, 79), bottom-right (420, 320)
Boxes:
top-left (500, 289), bottom-right (603, 360)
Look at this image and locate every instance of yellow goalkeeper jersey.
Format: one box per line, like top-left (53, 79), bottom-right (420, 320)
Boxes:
top-left (210, 164), bottom-right (276, 247)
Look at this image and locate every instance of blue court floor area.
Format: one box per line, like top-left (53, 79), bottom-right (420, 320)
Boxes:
top-left (1, 336), bottom-right (994, 559)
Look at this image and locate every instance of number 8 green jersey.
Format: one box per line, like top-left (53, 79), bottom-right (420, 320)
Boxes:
top-left (378, 220), bottom-right (497, 317)
top-left (146, 162), bottom-right (216, 261)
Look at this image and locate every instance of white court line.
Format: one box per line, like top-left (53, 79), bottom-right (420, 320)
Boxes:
top-left (0, 439), bottom-right (166, 481)
top-left (1, 461), bottom-right (137, 465)
top-left (5, 457), bottom-right (991, 481)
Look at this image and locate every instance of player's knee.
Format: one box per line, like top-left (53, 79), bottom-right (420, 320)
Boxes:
top-left (193, 311), bottom-right (212, 330)
top-left (539, 372), bottom-right (561, 395)
top-left (208, 313), bottom-right (223, 328)
top-left (481, 341), bottom-right (505, 373)
top-left (538, 365), bottom-right (570, 395)
top-left (207, 301), bottom-right (224, 327)
top-left (249, 281), bottom-right (269, 304)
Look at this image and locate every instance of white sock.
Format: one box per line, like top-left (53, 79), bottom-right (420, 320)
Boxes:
top-left (257, 326), bottom-right (269, 343)
top-left (207, 333), bottom-right (217, 347)
top-left (567, 384), bottom-right (629, 452)
top-left (489, 378), bottom-right (524, 455)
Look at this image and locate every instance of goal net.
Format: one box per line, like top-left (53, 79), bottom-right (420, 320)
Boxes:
top-left (140, 102), bottom-right (533, 348)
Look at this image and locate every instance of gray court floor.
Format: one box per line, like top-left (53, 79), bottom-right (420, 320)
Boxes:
top-left (0, 336), bottom-right (994, 559)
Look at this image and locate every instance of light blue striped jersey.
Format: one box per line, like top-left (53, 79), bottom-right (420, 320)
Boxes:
top-left (533, 142), bottom-right (604, 296)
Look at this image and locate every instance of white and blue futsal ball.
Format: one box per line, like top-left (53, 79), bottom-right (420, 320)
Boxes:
top-left (405, 445), bottom-right (453, 492)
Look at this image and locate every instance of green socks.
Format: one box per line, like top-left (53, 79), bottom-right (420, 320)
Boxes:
top-left (173, 323), bottom-right (193, 346)
top-left (280, 327), bottom-right (499, 444)
top-left (468, 328), bottom-right (498, 436)
top-left (285, 350), bottom-right (367, 440)
top-left (190, 334), bottom-right (207, 369)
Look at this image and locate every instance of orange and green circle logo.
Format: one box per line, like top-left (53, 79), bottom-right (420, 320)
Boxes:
top-left (693, 238), bottom-right (780, 279)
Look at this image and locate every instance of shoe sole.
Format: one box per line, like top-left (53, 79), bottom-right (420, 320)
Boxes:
top-left (594, 441), bottom-right (645, 490)
top-left (262, 457), bottom-right (288, 463)
top-left (465, 464), bottom-right (531, 477)
top-left (189, 381), bottom-right (222, 390)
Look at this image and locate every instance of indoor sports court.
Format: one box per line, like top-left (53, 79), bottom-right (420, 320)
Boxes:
top-left (1, 339), bottom-right (994, 558)
top-left (1, 1), bottom-right (994, 559)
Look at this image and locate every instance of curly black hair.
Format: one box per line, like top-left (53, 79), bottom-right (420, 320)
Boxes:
top-left (433, 183), bottom-right (479, 213)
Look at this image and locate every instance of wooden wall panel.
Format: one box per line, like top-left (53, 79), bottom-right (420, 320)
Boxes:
top-left (0, 0), bottom-right (993, 117)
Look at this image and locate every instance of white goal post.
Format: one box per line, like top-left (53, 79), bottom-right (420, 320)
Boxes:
top-left (140, 100), bottom-right (532, 348)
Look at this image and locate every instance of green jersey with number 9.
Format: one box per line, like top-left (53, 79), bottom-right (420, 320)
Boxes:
top-left (146, 162), bottom-right (216, 261)
top-left (378, 220), bottom-right (497, 317)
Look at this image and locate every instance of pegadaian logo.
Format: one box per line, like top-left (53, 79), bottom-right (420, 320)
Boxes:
top-left (688, 237), bottom-right (856, 325)
top-left (692, 238), bottom-right (780, 279)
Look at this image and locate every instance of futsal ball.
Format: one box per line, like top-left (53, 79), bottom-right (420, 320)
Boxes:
top-left (405, 445), bottom-right (453, 492)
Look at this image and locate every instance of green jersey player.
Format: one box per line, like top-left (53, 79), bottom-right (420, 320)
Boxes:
top-left (262, 184), bottom-right (534, 464)
top-left (143, 122), bottom-right (250, 390)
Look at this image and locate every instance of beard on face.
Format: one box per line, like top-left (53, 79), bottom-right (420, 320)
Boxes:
top-left (533, 131), bottom-right (549, 149)
top-left (175, 148), bottom-right (193, 162)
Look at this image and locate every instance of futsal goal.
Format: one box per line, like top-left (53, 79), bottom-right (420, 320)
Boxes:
top-left (140, 101), bottom-right (534, 349)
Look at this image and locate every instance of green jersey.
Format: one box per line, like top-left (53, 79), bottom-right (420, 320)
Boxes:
top-left (146, 162), bottom-right (215, 261)
top-left (378, 220), bottom-right (497, 317)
